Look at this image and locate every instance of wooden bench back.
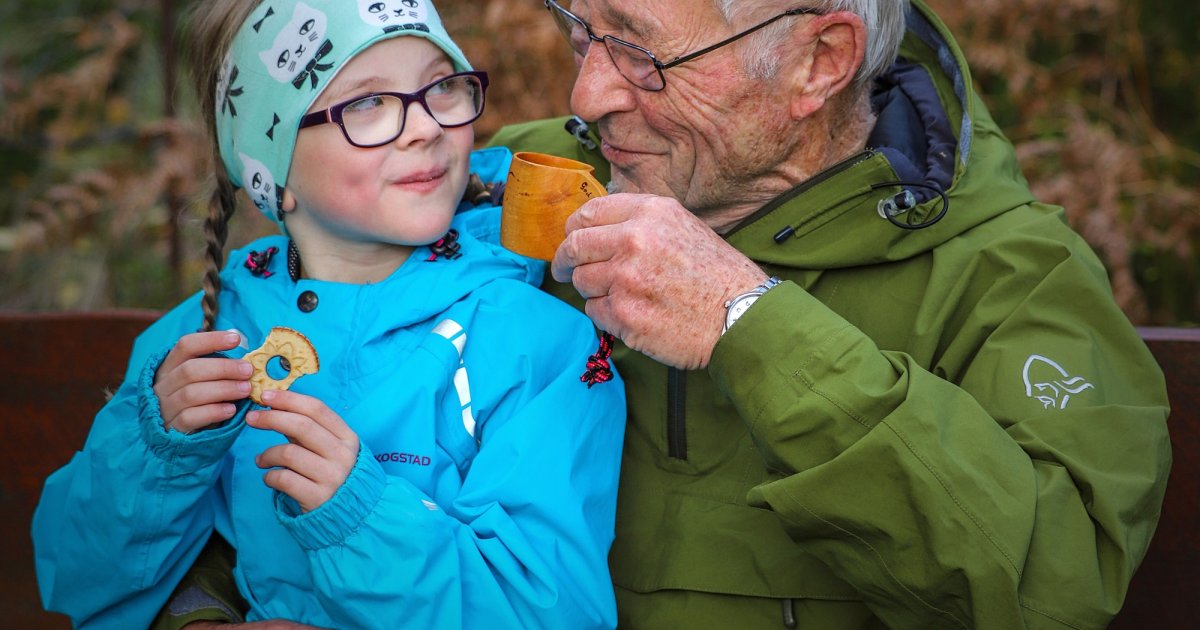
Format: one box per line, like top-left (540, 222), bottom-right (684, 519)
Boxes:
top-left (0, 311), bottom-right (159, 629)
top-left (1, 312), bottom-right (1195, 627)
top-left (1110, 328), bottom-right (1200, 629)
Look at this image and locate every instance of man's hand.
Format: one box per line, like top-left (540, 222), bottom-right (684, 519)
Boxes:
top-left (154, 331), bottom-right (253, 434)
top-left (248, 390), bottom-right (359, 513)
top-left (552, 193), bottom-right (768, 369)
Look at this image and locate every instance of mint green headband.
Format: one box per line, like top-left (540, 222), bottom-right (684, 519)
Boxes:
top-left (215, 0), bottom-right (472, 231)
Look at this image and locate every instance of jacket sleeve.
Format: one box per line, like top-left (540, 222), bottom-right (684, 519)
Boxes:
top-left (32, 305), bottom-right (246, 630)
top-left (275, 325), bottom-right (626, 629)
top-left (708, 234), bottom-right (1171, 628)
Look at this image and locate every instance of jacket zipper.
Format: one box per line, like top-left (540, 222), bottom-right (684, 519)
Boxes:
top-left (667, 367), bottom-right (687, 460)
top-left (725, 149), bottom-right (876, 239)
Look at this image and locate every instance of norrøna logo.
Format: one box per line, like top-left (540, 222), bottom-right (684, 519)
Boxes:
top-left (1022, 354), bottom-right (1095, 410)
top-left (374, 452), bottom-right (431, 466)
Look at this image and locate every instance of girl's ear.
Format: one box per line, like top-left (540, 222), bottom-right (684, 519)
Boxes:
top-left (280, 187), bottom-right (297, 213)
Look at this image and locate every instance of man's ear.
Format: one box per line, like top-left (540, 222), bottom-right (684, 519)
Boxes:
top-left (788, 12), bottom-right (867, 120)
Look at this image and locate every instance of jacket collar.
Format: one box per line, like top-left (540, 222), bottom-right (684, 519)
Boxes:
top-left (725, 0), bottom-right (1038, 269)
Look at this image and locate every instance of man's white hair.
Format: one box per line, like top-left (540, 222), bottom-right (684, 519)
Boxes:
top-left (713, 0), bottom-right (909, 89)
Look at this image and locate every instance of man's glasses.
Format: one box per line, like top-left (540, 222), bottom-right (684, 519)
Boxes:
top-left (298, 71), bottom-right (489, 148)
top-left (544, 0), bottom-right (822, 92)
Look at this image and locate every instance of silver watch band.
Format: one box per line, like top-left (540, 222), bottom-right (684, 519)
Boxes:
top-left (722, 276), bottom-right (782, 335)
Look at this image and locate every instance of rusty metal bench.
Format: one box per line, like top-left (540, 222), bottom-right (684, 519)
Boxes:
top-left (2, 312), bottom-right (1195, 628)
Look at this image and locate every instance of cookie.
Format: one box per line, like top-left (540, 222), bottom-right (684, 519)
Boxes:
top-left (244, 327), bottom-right (320, 405)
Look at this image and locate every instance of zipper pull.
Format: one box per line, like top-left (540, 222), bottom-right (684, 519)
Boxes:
top-left (782, 598), bottom-right (797, 628)
top-left (564, 116), bottom-right (598, 151)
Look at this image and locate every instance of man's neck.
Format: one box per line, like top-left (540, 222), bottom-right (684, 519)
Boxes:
top-left (703, 95), bottom-right (876, 234)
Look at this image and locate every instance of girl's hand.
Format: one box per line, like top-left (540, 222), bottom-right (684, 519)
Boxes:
top-left (248, 390), bottom-right (360, 513)
top-left (154, 331), bottom-right (253, 434)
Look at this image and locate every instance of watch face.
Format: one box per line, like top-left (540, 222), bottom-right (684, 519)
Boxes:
top-left (725, 295), bottom-right (759, 329)
top-left (723, 278), bottom-right (780, 334)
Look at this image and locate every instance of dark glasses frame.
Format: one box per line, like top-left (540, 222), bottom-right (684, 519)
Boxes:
top-left (544, 0), bottom-right (822, 91)
top-left (298, 71), bottom-right (490, 148)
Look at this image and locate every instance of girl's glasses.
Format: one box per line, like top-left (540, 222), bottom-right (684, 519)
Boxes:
top-left (298, 71), bottom-right (489, 148)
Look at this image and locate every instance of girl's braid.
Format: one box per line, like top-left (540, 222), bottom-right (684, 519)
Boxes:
top-left (186, 0), bottom-right (260, 331)
top-left (199, 166), bottom-right (238, 332)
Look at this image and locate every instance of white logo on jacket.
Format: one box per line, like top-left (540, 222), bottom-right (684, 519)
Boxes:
top-left (1022, 355), bottom-right (1094, 409)
top-left (432, 319), bottom-right (476, 438)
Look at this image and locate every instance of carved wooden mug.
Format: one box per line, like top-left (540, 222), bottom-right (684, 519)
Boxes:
top-left (500, 151), bottom-right (607, 261)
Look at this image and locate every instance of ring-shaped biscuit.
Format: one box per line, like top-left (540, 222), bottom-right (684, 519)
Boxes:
top-left (244, 327), bottom-right (320, 405)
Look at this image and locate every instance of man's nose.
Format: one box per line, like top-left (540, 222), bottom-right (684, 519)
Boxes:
top-left (570, 42), bottom-right (637, 123)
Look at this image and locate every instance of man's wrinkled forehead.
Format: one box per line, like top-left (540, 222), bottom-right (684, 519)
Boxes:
top-left (572, 0), bottom-right (662, 40)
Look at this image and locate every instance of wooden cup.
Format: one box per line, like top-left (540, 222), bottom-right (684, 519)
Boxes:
top-left (501, 151), bottom-right (607, 261)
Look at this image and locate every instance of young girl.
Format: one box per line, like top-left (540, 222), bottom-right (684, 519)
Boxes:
top-left (31, 1), bottom-right (625, 628)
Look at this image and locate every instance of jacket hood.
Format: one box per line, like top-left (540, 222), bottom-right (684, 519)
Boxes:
top-left (727, 0), bottom-right (1038, 268)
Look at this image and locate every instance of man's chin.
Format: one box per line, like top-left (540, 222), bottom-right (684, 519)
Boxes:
top-left (606, 172), bottom-right (644, 195)
top-left (607, 168), bottom-right (680, 199)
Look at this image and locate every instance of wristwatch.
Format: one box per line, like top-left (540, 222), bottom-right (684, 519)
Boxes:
top-left (722, 276), bottom-right (782, 335)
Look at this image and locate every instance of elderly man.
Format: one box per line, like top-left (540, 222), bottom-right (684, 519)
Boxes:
top-left (492, 0), bottom-right (1169, 627)
top-left (157, 0), bottom-right (1168, 628)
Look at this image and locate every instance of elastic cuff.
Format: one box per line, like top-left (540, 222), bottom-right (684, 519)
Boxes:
top-left (276, 442), bottom-right (387, 550)
top-left (137, 344), bottom-right (247, 476)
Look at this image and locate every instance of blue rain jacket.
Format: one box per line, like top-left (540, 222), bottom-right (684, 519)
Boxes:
top-left (32, 148), bottom-right (626, 629)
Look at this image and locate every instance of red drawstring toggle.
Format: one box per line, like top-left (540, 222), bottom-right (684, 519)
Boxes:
top-left (244, 246), bottom-right (278, 278)
top-left (427, 229), bottom-right (463, 261)
top-left (581, 332), bottom-right (616, 388)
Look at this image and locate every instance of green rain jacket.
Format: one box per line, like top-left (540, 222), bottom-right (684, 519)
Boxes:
top-left (488, 2), bottom-right (1170, 628)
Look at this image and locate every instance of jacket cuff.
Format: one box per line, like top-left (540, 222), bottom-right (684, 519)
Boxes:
top-left (711, 281), bottom-right (846, 372)
top-left (709, 281), bottom-right (860, 421)
top-left (710, 281), bottom-right (901, 470)
top-left (137, 344), bottom-right (247, 477)
top-left (275, 442), bottom-right (387, 551)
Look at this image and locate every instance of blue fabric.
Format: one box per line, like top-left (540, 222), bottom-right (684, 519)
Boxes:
top-left (32, 148), bottom-right (626, 629)
top-left (867, 60), bottom-right (958, 205)
top-left (903, 3), bottom-right (973, 166)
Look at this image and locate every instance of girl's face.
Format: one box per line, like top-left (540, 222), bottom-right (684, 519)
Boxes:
top-left (282, 36), bottom-right (474, 263)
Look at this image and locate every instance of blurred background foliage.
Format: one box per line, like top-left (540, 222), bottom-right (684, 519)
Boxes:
top-left (0, 0), bottom-right (1196, 325)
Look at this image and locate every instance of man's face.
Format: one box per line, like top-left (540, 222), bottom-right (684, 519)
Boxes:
top-left (564, 0), bottom-right (802, 218)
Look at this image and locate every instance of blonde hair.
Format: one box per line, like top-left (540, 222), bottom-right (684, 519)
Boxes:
top-left (182, 0), bottom-right (260, 331)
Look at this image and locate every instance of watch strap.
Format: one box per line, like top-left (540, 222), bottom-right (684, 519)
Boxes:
top-left (722, 276), bottom-right (782, 335)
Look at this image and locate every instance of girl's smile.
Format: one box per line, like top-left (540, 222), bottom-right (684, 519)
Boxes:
top-left (392, 165), bottom-right (450, 193)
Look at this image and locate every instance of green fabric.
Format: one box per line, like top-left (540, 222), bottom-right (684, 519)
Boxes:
top-left (149, 534), bottom-right (246, 630)
top-left (614, 585), bottom-right (885, 629)
top-left (486, 2), bottom-right (1170, 628)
